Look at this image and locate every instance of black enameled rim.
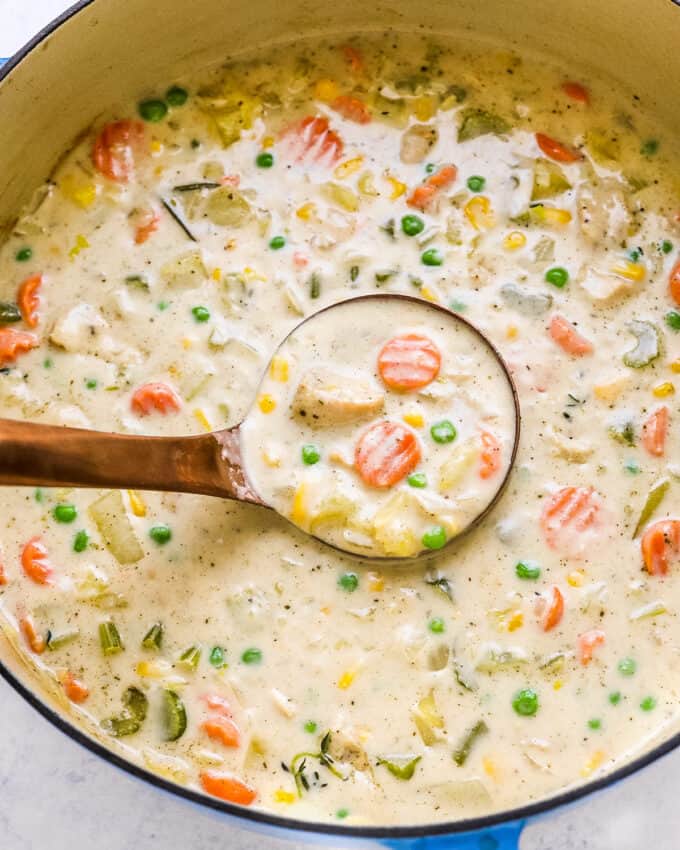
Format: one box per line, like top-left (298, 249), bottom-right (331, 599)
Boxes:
top-left (2, 0), bottom-right (680, 840)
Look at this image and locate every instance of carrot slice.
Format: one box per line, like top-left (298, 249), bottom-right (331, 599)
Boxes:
top-left (60, 671), bottom-right (90, 703)
top-left (19, 615), bottom-right (46, 654)
top-left (479, 431), bottom-right (502, 480)
top-left (541, 486), bottom-right (602, 549)
top-left (202, 717), bottom-right (241, 748)
top-left (21, 536), bottom-right (54, 585)
top-left (537, 585), bottom-right (565, 632)
top-left (280, 116), bottom-right (344, 167)
top-left (17, 274), bottom-right (43, 328)
top-left (134, 209), bottom-right (161, 245)
top-left (92, 120), bottom-right (145, 183)
top-left (203, 694), bottom-right (233, 717)
top-left (199, 771), bottom-right (257, 805)
top-left (669, 259), bottom-right (680, 306)
top-left (642, 406), bottom-right (669, 457)
top-left (0, 328), bottom-right (38, 367)
top-left (377, 334), bottom-right (441, 390)
top-left (549, 315), bottom-right (593, 356)
top-left (130, 382), bottom-right (182, 416)
top-left (341, 45), bottom-right (364, 73)
top-left (562, 82), bottom-right (589, 103)
top-left (641, 519), bottom-right (680, 576)
top-left (331, 95), bottom-right (371, 124)
top-left (535, 132), bottom-right (582, 163)
top-left (355, 420), bottom-right (421, 488)
top-left (0, 563), bottom-right (6, 586)
top-left (407, 164), bottom-right (457, 211)
top-left (577, 629), bottom-right (605, 665)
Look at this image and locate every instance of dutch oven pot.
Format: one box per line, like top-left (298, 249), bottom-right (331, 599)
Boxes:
top-left (1, 1), bottom-right (680, 847)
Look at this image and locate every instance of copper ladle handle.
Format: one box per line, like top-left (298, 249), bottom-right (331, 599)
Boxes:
top-left (0, 418), bottom-right (263, 504)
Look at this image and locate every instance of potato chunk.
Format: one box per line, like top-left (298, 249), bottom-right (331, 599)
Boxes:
top-left (291, 369), bottom-right (384, 427)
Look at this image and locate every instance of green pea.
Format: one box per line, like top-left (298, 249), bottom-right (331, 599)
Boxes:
top-left (191, 305), bottom-right (210, 322)
top-left (338, 572), bottom-right (359, 592)
top-left (624, 460), bottom-right (641, 475)
top-left (466, 175), bottom-right (486, 192)
top-left (166, 85), bottom-right (188, 107)
top-left (304, 720), bottom-right (318, 734)
top-left (336, 808), bottom-right (349, 820)
top-left (421, 248), bottom-right (444, 266)
top-left (661, 239), bottom-right (673, 254)
top-left (407, 472), bottom-right (427, 488)
top-left (641, 139), bottom-right (659, 156)
top-left (430, 420), bottom-right (457, 444)
top-left (43, 358), bottom-right (53, 369)
top-left (73, 530), bottom-right (89, 553)
top-left (241, 647), bottom-right (262, 665)
top-left (618, 657), bottom-right (637, 677)
top-left (256, 152), bottom-right (274, 168)
top-left (449, 299), bottom-right (467, 312)
top-left (545, 266), bottom-right (569, 288)
top-left (428, 617), bottom-right (445, 633)
top-left (54, 504), bottom-right (77, 523)
top-left (665, 311), bottom-right (680, 331)
top-left (301, 444), bottom-right (320, 465)
top-left (588, 718), bottom-right (602, 730)
top-left (138, 99), bottom-right (168, 122)
top-left (512, 688), bottom-right (539, 717)
top-left (149, 524), bottom-right (172, 544)
top-left (640, 696), bottom-right (657, 712)
top-left (401, 214), bottom-right (425, 237)
top-left (422, 525), bottom-right (447, 550)
top-left (628, 248), bottom-right (642, 263)
top-left (85, 378), bottom-right (97, 390)
top-left (269, 235), bottom-right (286, 250)
top-left (34, 488), bottom-right (44, 503)
top-left (209, 646), bottom-right (227, 668)
top-left (609, 691), bottom-right (622, 706)
top-left (515, 560), bottom-right (541, 580)
top-left (157, 301), bottom-right (170, 311)
top-left (425, 163), bottom-right (435, 174)
top-left (15, 247), bottom-right (32, 262)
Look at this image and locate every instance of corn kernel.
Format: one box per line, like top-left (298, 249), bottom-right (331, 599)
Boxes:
top-left (193, 408), bottom-right (213, 431)
top-left (211, 267), bottom-right (222, 281)
top-left (258, 394), bottom-right (276, 414)
top-left (150, 139), bottom-right (163, 154)
top-left (506, 325), bottom-right (518, 340)
top-left (261, 135), bottom-right (275, 149)
top-left (314, 78), bottom-right (339, 103)
top-left (269, 356), bottom-right (289, 383)
top-left (181, 337), bottom-right (193, 350)
top-left (127, 490), bottom-right (147, 518)
top-left (653, 381), bottom-right (675, 398)
top-left (507, 610), bottom-right (524, 632)
top-left (420, 286), bottom-right (439, 303)
top-left (387, 175), bottom-right (407, 200)
top-left (274, 789), bottom-right (296, 804)
top-left (594, 377), bottom-right (629, 402)
top-left (580, 750), bottom-right (605, 778)
top-left (567, 570), bottom-right (585, 587)
top-left (291, 483), bottom-right (307, 526)
top-left (337, 669), bottom-right (356, 690)
top-left (262, 449), bottom-right (281, 468)
top-left (413, 95), bottom-right (437, 121)
top-left (367, 571), bottom-right (384, 592)
top-left (542, 207), bottom-right (572, 226)
top-left (62, 176), bottom-right (97, 209)
top-left (671, 360), bottom-right (680, 374)
top-left (553, 680), bottom-right (563, 691)
top-left (334, 156), bottom-right (364, 180)
top-left (68, 234), bottom-right (90, 260)
top-left (503, 230), bottom-right (526, 251)
top-left (358, 171), bottom-right (378, 196)
top-left (320, 605), bottom-right (331, 615)
top-left (482, 756), bottom-right (498, 779)
top-left (296, 202), bottom-right (316, 221)
top-left (611, 260), bottom-right (646, 283)
top-left (464, 196), bottom-right (495, 230)
top-left (402, 411), bottom-right (424, 428)
top-left (243, 266), bottom-right (267, 282)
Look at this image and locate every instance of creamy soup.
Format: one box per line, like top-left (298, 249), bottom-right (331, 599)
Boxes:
top-left (240, 297), bottom-right (517, 557)
top-left (0, 33), bottom-right (679, 827)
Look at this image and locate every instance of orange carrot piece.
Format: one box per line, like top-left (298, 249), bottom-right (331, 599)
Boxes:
top-left (341, 45), bottom-right (364, 73)
top-left (21, 536), bottom-right (54, 585)
top-left (134, 209), bottom-right (161, 245)
top-left (479, 431), bottom-right (502, 480)
top-left (19, 615), bottom-right (46, 654)
top-left (0, 562), bottom-right (7, 586)
top-left (355, 420), bottom-right (421, 488)
top-left (549, 315), bottom-right (593, 356)
top-left (535, 132), bottom-right (582, 163)
top-left (280, 116), bottom-right (344, 167)
top-left (377, 334), bottom-right (441, 391)
top-left (541, 486), bottom-right (602, 549)
top-left (130, 382), bottom-right (182, 416)
top-left (92, 120), bottom-right (145, 183)
top-left (562, 82), bottom-right (589, 103)
top-left (407, 164), bottom-right (457, 211)
top-left (199, 771), bottom-right (257, 805)
top-left (331, 95), bottom-right (371, 124)
top-left (537, 585), bottom-right (565, 632)
top-left (578, 629), bottom-right (605, 665)
top-left (203, 694), bottom-right (233, 717)
top-left (17, 274), bottom-right (43, 328)
top-left (641, 519), bottom-right (680, 576)
top-left (202, 717), bottom-right (241, 748)
top-left (60, 671), bottom-right (90, 703)
top-left (642, 406), bottom-right (669, 457)
top-left (0, 328), bottom-right (38, 367)
top-left (669, 259), bottom-right (680, 306)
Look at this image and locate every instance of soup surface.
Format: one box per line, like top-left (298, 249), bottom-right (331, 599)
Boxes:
top-left (0, 33), bottom-right (679, 827)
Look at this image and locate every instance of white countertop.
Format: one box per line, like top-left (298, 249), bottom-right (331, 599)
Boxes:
top-left (1, 3), bottom-right (680, 848)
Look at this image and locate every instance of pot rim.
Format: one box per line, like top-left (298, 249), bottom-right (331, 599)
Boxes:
top-left (2, 0), bottom-right (680, 839)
